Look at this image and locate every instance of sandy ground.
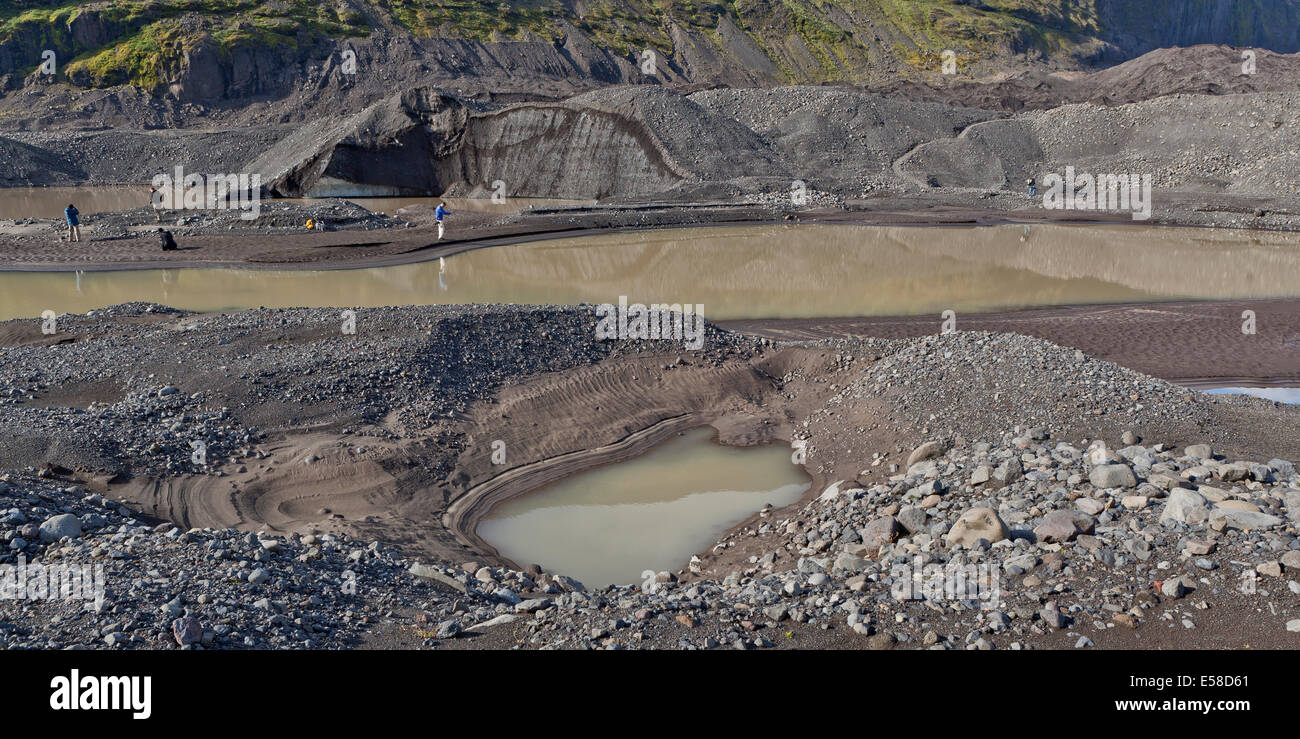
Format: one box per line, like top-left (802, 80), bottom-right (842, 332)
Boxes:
top-left (721, 298), bottom-right (1300, 387)
top-left (2, 193), bottom-right (1294, 271)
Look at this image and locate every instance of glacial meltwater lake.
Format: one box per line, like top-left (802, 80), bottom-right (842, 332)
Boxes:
top-left (3, 222), bottom-right (1300, 321)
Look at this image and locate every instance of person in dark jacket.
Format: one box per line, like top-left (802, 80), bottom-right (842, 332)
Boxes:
top-left (157, 228), bottom-right (177, 251)
top-left (64, 204), bottom-right (80, 242)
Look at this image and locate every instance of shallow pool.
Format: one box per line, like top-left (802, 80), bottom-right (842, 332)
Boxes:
top-left (476, 428), bottom-right (808, 588)
top-left (1203, 386), bottom-right (1300, 404)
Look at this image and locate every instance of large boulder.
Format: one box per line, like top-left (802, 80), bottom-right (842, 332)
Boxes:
top-left (1209, 508), bottom-right (1283, 531)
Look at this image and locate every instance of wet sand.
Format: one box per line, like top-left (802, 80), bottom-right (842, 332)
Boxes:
top-left (721, 298), bottom-right (1300, 386)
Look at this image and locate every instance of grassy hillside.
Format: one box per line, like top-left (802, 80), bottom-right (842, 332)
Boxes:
top-left (0, 0), bottom-right (1295, 90)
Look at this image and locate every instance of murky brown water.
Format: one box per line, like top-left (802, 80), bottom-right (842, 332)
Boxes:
top-left (0, 186), bottom-right (589, 220)
top-left (2, 223), bottom-right (1299, 321)
top-left (477, 428), bottom-right (808, 587)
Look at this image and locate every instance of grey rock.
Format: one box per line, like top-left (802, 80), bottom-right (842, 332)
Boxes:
top-left (38, 514), bottom-right (82, 543)
top-left (1089, 463), bottom-right (1137, 489)
top-left (1033, 510), bottom-right (1093, 543)
top-left (1160, 488), bottom-right (1210, 525)
top-left (1209, 508), bottom-right (1283, 531)
top-left (172, 616), bottom-right (202, 646)
top-left (897, 507), bottom-right (929, 535)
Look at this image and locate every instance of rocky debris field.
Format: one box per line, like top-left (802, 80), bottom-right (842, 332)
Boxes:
top-left (399, 431), bottom-right (1300, 651)
top-left (6, 425), bottom-right (1298, 650)
top-left (799, 331), bottom-right (1218, 470)
top-left (0, 303), bottom-right (758, 477)
top-left (0, 472), bottom-right (443, 649)
top-left (5, 60), bottom-right (1298, 219)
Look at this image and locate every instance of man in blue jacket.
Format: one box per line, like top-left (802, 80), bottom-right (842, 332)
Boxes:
top-left (435, 201), bottom-right (450, 240)
top-left (64, 204), bottom-right (80, 242)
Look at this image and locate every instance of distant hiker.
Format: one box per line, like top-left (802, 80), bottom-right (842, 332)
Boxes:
top-left (305, 218), bottom-right (315, 231)
top-left (64, 204), bottom-right (80, 242)
top-left (157, 228), bottom-right (177, 251)
top-left (435, 201), bottom-right (450, 240)
top-left (149, 185), bottom-right (164, 222)
top-left (1026, 178), bottom-right (1036, 197)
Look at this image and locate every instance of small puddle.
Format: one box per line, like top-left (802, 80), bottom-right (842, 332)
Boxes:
top-left (1202, 386), bottom-right (1300, 404)
top-left (477, 428), bottom-right (808, 588)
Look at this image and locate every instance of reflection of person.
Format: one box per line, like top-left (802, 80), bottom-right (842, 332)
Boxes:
top-left (64, 204), bottom-right (80, 242)
top-left (438, 256), bottom-right (447, 291)
top-left (435, 201), bottom-right (450, 239)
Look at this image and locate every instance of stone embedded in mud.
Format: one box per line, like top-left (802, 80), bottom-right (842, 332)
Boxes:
top-left (1161, 577), bottom-right (1193, 598)
top-left (1184, 444), bottom-right (1213, 460)
top-left (436, 620), bottom-right (462, 639)
top-left (906, 441), bottom-right (946, 468)
top-left (946, 507), bottom-right (1009, 548)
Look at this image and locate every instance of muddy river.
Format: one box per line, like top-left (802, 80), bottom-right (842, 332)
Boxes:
top-left (3, 223), bottom-right (1299, 321)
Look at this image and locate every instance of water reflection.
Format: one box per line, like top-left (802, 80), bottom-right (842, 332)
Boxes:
top-left (2, 223), bottom-right (1299, 321)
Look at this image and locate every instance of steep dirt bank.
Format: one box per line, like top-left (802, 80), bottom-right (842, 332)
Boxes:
top-left (1, 0), bottom-right (1297, 130)
top-left (3, 78), bottom-right (1296, 212)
